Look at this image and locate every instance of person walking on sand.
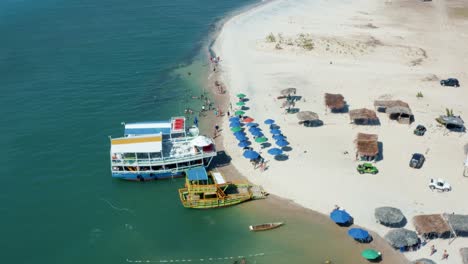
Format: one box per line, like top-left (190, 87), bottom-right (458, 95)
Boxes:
top-left (215, 124), bottom-right (219, 132)
top-left (430, 245), bottom-right (436, 256)
top-left (442, 250), bottom-right (449, 260)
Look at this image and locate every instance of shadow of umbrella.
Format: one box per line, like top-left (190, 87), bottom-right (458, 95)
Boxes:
top-left (274, 154), bottom-right (289, 161)
top-left (281, 146), bottom-right (293, 152)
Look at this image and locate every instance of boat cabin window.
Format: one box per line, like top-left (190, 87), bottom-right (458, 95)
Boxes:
top-left (151, 165), bottom-right (164, 171)
top-left (190, 159), bottom-right (203, 166)
top-left (137, 153), bottom-right (149, 160)
top-left (140, 166), bottom-right (150, 171)
top-left (165, 163), bottom-right (177, 170)
top-left (178, 162), bottom-right (190, 168)
top-left (112, 166), bottom-right (122, 171)
top-left (124, 153), bottom-right (136, 159)
top-left (150, 152), bottom-right (161, 159)
top-left (204, 194), bottom-right (217, 199)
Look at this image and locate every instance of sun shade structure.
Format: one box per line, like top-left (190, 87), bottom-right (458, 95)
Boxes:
top-left (460, 248), bottom-right (468, 264)
top-left (349, 108), bottom-right (379, 125)
top-left (268, 148), bottom-right (283, 156)
top-left (384, 228), bottom-right (419, 248)
top-left (348, 228), bottom-right (370, 240)
top-left (243, 150), bottom-right (259, 159)
top-left (270, 129), bottom-right (282, 135)
top-left (273, 134), bottom-right (285, 140)
top-left (236, 101), bottom-right (245, 106)
top-left (231, 127), bottom-right (242, 133)
top-left (238, 141), bottom-right (251, 148)
top-left (324, 93), bottom-right (346, 112)
top-left (275, 140), bottom-right (289, 147)
top-left (243, 117), bottom-right (254, 123)
top-left (446, 214), bottom-right (468, 237)
top-left (330, 209), bottom-right (352, 224)
top-left (229, 117), bottom-right (240, 122)
top-left (280, 87), bottom-right (297, 96)
top-left (413, 214), bottom-right (452, 239)
top-left (375, 207), bottom-right (406, 227)
top-left (229, 121), bottom-right (241, 127)
top-left (264, 119), bottom-right (275, 125)
top-left (355, 133), bottom-right (379, 160)
top-left (374, 100), bottom-right (413, 124)
top-left (236, 93), bottom-right (246, 98)
top-left (186, 167), bottom-right (208, 181)
top-left (251, 131), bottom-right (264, 137)
top-left (255, 137), bottom-right (268, 143)
top-left (297, 111), bottom-right (319, 121)
top-left (235, 110), bottom-right (245, 116)
top-left (246, 122), bottom-right (258, 127)
top-left (410, 259), bottom-right (437, 264)
top-left (235, 134), bottom-right (248, 141)
top-left (361, 249), bottom-right (381, 260)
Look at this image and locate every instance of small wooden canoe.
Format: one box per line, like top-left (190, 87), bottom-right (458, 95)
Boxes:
top-left (249, 222), bottom-right (284, 231)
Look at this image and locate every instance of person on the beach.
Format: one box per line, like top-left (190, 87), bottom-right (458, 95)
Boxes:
top-left (430, 245), bottom-right (436, 256)
top-left (227, 110), bottom-right (230, 117)
top-left (215, 124), bottom-right (219, 132)
top-left (442, 250), bottom-right (449, 260)
top-left (214, 109), bottom-right (218, 116)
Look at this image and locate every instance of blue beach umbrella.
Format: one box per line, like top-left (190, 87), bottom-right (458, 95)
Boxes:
top-left (243, 150), bottom-right (259, 160)
top-left (251, 131), bottom-right (264, 137)
top-left (229, 117), bottom-right (240, 122)
top-left (275, 140), bottom-right (289, 147)
top-left (348, 228), bottom-right (369, 240)
top-left (330, 210), bottom-right (352, 224)
top-left (230, 121), bottom-right (241, 127)
top-left (233, 131), bottom-right (246, 137)
top-left (246, 122), bottom-right (258, 127)
top-left (267, 148), bottom-right (283, 156)
top-left (270, 129), bottom-right (282, 135)
top-left (273, 134), bottom-right (286, 140)
top-left (236, 134), bottom-right (248, 141)
top-left (238, 141), bottom-right (251, 148)
top-left (264, 119), bottom-right (275, 125)
top-left (249, 127), bottom-right (261, 133)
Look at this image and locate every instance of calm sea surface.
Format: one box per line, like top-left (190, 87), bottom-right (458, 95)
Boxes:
top-left (0, 0), bottom-right (365, 263)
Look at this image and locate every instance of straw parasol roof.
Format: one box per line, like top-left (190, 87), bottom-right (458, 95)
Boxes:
top-left (446, 214), bottom-right (468, 236)
top-left (374, 100), bottom-right (410, 109)
top-left (375, 206), bottom-right (406, 227)
top-left (280, 88), bottom-right (297, 96)
top-left (387, 106), bottom-right (413, 116)
top-left (410, 258), bottom-right (437, 264)
top-left (384, 228), bottom-right (419, 248)
top-left (349, 108), bottom-right (378, 124)
top-left (460, 248), bottom-right (468, 264)
top-left (297, 111), bottom-right (319, 121)
top-left (325, 93), bottom-right (345, 110)
top-left (355, 133), bottom-right (379, 157)
top-left (413, 214), bottom-right (452, 238)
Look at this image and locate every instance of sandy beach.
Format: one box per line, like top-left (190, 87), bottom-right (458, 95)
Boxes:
top-left (212, 0), bottom-right (468, 262)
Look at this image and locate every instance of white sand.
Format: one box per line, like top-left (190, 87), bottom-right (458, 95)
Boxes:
top-left (213, 0), bottom-right (468, 262)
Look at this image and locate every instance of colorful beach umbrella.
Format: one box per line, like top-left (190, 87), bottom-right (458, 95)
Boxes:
top-left (231, 127), bottom-right (242, 133)
top-left (233, 131), bottom-right (245, 137)
top-left (236, 101), bottom-right (245, 106)
top-left (275, 140), bottom-right (289, 147)
top-left (229, 121), bottom-right (241, 127)
top-left (229, 117), bottom-right (240, 122)
top-left (236, 93), bottom-right (246, 98)
top-left (361, 249), bottom-right (381, 260)
top-left (246, 122), bottom-right (258, 127)
top-left (272, 134), bottom-right (286, 140)
top-left (268, 148), bottom-right (283, 156)
top-left (236, 134), bottom-right (248, 141)
top-left (270, 129), bottom-right (282, 135)
top-left (235, 110), bottom-right (245, 116)
top-left (330, 209), bottom-right (352, 224)
top-left (243, 150), bottom-right (259, 159)
top-left (348, 228), bottom-right (370, 240)
top-left (238, 141), bottom-right (251, 148)
top-left (255, 137), bottom-right (268, 143)
top-left (264, 119), bottom-right (275, 125)
top-left (251, 131), bottom-right (264, 137)
top-left (243, 117), bottom-right (254, 123)
top-left (249, 127), bottom-right (261, 133)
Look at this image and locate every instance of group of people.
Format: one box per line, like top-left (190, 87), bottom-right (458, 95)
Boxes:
top-left (430, 245), bottom-right (450, 260)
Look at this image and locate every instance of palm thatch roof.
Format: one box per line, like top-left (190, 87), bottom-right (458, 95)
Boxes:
top-left (446, 214), bottom-right (468, 237)
top-left (410, 259), bottom-right (437, 264)
top-left (384, 228), bottom-right (419, 248)
top-left (460, 248), bottom-right (468, 264)
top-left (280, 88), bottom-right (297, 96)
top-left (387, 106), bottom-right (413, 116)
top-left (375, 206), bottom-right (406, 227)
top-left (349, 108), bottom-right (379, 125)
top-left (374, 100), bottom-right (410, 110)
top-left (324, 93), bottom-right (345, 110)
top-left (374, 100), bottom-right (413, 123)
top-left (355, 133), bottom-right (379, 157)
top-left (413, 214), bottom-right (452, 238)
top-left (297, 111), bottom-right (319, 121)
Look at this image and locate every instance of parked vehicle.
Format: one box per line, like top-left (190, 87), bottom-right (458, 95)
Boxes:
top-left (440, 78), bottom-right (460, 87)
top-left (357, 163), bottom-right (379, 174)
top-left (429, 178), bottom-right (451, 192)
top-left (413, 125), bottom-right (427, 136)
top-left (409, 153), bottom-right (425, 169)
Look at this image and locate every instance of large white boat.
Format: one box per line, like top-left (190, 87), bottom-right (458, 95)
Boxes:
top-left (110, 117), bottom-right (216, 181)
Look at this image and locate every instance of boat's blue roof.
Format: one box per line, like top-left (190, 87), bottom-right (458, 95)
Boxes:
top-left (124, 121), bottom-right (172, 136)
top-left (186, 167), bottom-right (208, 181)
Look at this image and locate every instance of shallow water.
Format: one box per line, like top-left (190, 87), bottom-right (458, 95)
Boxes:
top-left (1, 0), bottom-right (367, 263)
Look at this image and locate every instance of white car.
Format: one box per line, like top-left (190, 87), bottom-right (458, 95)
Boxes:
top-left (429, 178), bottom-right (452, 192)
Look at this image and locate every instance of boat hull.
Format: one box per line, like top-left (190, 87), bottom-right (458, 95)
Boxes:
top-left (112, 171), bottom-right (184, 181)
top-left (178, 188), bottom-right (252, 209)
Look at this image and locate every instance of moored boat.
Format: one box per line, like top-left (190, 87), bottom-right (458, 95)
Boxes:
top-left (178, 167), bottom-right (267, 209)
top-left (109, 117), bottom-right (216, 181)
top-left (249, 222), bottom-right (284, 231)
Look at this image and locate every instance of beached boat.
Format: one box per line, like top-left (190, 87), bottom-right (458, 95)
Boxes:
top-left (249, 222), bottom-right (284, 231)
top-left (178, 167), bottom-right (267, 209)
top-left (109, 117), bottom-right (217, 181)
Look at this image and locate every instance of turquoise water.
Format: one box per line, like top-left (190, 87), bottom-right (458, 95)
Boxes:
top-left (0, 0), bottom-right (367, 263)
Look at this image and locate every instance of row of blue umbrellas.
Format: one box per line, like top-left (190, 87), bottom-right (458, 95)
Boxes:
top-left (330, 209), bottom-right (371, 242)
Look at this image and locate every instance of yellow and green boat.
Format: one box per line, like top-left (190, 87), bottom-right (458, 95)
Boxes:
top-left (178, 167), bottom-right (266, 209)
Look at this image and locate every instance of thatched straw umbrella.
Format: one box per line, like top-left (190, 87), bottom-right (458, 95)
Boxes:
top-left (413, 214), bottom-right (452, 238)
top-left (410, 258), bottom-right (437, 264)
top-left (446, 214), bottom-right (468, 237)
top-left (375, 207), bottom-right (406, 227)
top-left (297, 111), bottom-right (319, 121)
top-left (460, 248), bottom-right (468, 264)
top-left (355, 133), bottom-right (379, 159)
top-left (384, 228), bottom-right (419, 248)
top-left (349, 108), bottom-right (379, 125)
top-left (324, 93), bottom-right (345, 111)
top-left (280, 88), bottom-right (297, 96)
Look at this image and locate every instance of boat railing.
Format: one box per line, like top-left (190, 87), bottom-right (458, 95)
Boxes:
top-left (111, 151), bottom-right (216, 166)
